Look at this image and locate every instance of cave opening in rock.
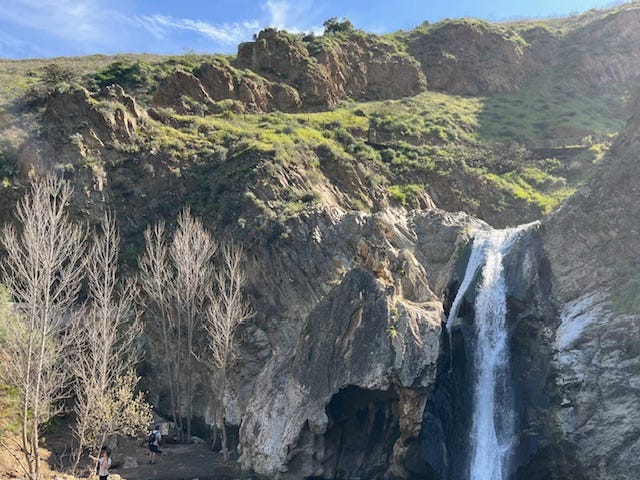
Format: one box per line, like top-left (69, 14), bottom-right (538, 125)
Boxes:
top-left (319, 386), bottom-right (400, 480)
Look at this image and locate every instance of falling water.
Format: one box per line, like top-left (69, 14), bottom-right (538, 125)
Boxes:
top-left (446, 224), bottom-right (534, 480)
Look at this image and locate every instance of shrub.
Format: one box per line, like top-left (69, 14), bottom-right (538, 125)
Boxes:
top-left (94, 60), bottom-right (157, 91)
top-left (323, 17), bottom-right (355, 35)
top-left (381, 148), bottom-right (396, 163)
top-left (387, 184), bottom-right (423, 206)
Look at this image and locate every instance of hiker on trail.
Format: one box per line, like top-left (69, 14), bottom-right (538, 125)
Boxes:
top-left (148, 425), bottom-right (162, 464)
top-left (89, 446), bottom-right (111, 480)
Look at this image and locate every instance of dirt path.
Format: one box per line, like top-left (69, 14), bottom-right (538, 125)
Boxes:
top-left (111, 442), bottom-right (258, 480)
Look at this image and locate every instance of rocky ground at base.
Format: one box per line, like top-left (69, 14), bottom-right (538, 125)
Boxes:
top-left (104, 441), bottom-right (260, 480)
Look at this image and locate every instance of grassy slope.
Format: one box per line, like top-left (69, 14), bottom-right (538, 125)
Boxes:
top-left (0, 5), bottom-right (633, 228)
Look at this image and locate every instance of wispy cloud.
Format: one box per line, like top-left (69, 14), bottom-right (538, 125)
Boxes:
top-left (0, 0), bottom-right (326, 58)
top-left (0, 0), bottom-right (114, 47)
top-left (134, 0), bottom-right (321, 47)
top-left (133, 15), bottom-right (260, 45)
top-left (263, 0), bottom-right (323, 34)
top-left (264, 0), bottom-right (290, 29)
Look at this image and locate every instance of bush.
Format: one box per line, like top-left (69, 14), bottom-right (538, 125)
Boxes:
top-left (23, 63), bottom-right (79, 105)
top-left (381, 148), bottom-right (396, 163)
top-left (323, 17), bottom-right (355, 35)
top-left (94, 60), bottom-right (157, 91)
top-left (387, 184), bottom-right (423, 206)
top-left (0, 150), bottom-right (17, 180)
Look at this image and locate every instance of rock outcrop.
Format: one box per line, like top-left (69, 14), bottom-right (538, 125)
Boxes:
top-left (405, 19), bottom-right (532, 95)
top-left (152, 61), bottom-right (301, 114)
top-left (230, 208), bottom-right (480, 479)
top-left (561, 7), bottom-right (640, 92)
top-left (44, 85), bottom-right (140, 148)
top-left (153, 29), bottom-right (426, 114)
top-left (28, 85), bottom-right (141, 189)
top-left (236, 29), bottom-right (427, 110)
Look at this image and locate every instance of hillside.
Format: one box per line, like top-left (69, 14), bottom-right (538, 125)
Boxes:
top-left (1, 4), bottom-right (638, 239)
top-left (1, 3), bottom-right (640, 480)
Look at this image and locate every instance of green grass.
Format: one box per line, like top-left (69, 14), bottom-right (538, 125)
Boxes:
top-left (483, 169), bottom-right (574, 214)
top-left (478, 68), bottom-right (625, 144)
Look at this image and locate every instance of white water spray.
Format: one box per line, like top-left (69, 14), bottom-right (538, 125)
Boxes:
top-left (446, 224), bottom-right (535, 480)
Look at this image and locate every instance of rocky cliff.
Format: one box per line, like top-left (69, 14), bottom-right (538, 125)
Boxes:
top-left (233, 208), bottom-right (479, 479)
top-left (540, 97), bottom-right (640, 480)
top-left (153, 28), bottom-right (426, 114)
top-left (404, 19), bottom-right (532, 95)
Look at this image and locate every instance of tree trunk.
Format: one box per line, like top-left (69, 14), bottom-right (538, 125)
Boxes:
top-left (221, 417), bottom-right (229, 461)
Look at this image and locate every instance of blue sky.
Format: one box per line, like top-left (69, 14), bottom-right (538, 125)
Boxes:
top-left (0, 0), bottom-right (625, 59)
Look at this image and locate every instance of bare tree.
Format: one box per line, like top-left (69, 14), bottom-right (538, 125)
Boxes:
top-left (139, 209), bottom-right (216, 442)
top-left (138, 220), bottom-right (181, 435)
top-left (171, 209), bottom-right (216, 441)
top-left (0, 176), bottom-right (85, 480)
top-left (70, 213), bottom-right (151, 473)
top-left (204, 242), bottom-right (252, 460)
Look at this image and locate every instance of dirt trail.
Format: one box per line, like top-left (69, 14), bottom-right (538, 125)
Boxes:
top-left (109, 442), bottom-right (259, 480)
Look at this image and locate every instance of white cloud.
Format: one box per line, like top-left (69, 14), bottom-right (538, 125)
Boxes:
top-left (262, 0), bottom-right (323, 34)
top-left (133, 15), bottom-right (260, 45)
top-left (265, 0), bottom-right (290, 29)
top-left (131, 0), bottom-right (322, 49)
top-left (0, 0), bottom-right (122, 53)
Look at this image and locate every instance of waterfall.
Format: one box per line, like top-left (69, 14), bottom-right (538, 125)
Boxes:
top-left (446, 224), bottom-right (535, 480)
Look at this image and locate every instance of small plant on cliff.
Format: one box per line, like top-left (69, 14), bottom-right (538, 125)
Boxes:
top-left (93, 60), bottom-right (156, 92)
top-left (387, 184), bottom-right (424, 207)
top-left (613, 275), bottom-right (640, 316)
top-left (24, 63), bottom-right (79, 105)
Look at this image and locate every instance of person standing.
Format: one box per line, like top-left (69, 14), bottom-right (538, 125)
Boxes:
top-left (89, 446), bottom-right (111, 480)
top-left (148, 425), bottom-right (162, 464)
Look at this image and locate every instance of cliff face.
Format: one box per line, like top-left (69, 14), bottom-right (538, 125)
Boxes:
top-left (233, 208), bottom-right (480, 479)
top-left (561, 8), bottom-right (640, 92)
top-left (541, 102), bottom-right (640, 479)
top-left (405, 19), bottom-right (532, 95)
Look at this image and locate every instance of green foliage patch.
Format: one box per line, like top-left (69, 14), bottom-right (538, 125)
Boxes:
top-left (387, 184), bottom-right (424, 207)
top-left (483, 169), bottom-right (574, 214)
top-left (478, 69), bottom-right (625, 145)
top-left (613, 275), bottom-right (640, 316)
